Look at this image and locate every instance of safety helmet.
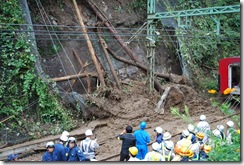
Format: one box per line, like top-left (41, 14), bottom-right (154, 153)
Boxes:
top-left (152, 142), bottom-right (161, 151)
top-left (182, 130), bottom-right (190, 137)
top-left (196, 132), bottom-right (204, 139)
top-left (188, 124), bottom-right (195, 132)
top-left (154, 127), bottom-right (163, 134)
top-left (46, 141), bottom-right (55, 148)
top-left (62, 131), bottom-right (70, 137)
top-left (68, 137), bottom-right (76, 143)
top-left (188, 150), bottom-right (194, 158)
top-left (129, 146), bottom-right (138, 156)
top-left (203, 145), bottom-right (212, 154)
top-left (140, 121), bottom-right (147, 129)
top-left (179, 146), bottom-right (191, 156)
top-left (85, 129), bottom-right (93, 136)
top-left (227, 120), bottom-right (234, 127)
top-left (163, 132), bottom-right (172, 140)
top-left (166, 141), bottom-right (174, 150)
top-left (200, 115), bottom-right (206, 121)
top-left (217, 125), bottom-right (225, 132)
top-left (60, 135), bottom-right (68, 142)
top-left (212, 129), bottom-right (221, 137)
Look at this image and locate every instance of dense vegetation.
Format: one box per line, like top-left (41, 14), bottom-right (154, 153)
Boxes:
top-left (0, 0), bottom-right (76, 141)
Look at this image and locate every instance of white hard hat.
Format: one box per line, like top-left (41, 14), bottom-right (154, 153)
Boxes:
top-left (212, 129), bottom-right (221, 137)
top-left (152, 142), bottom-right (161, 151)
top-left (227, 121), bottom-right (234, 127)
top-left (200, 115), bottom-right (206, 121)
top-left (60, 135), bottom-right (68, 142)
top-left (154, 127), bottom-right (163, 134)
top-left (182, 130), bottom-right (190, 137)
top-left (188, 124), bottom-right (195, 132)
top-left (62, 131), bottom-right (70, 137)
top-left (46, 141), bottom-right (55, 148)
top-left (217, 125), bottom-right (225, 132)
top-left (166, 141), bottom-right (174, 150)
top-left (68, 137), bottom-right (76, 143)
top-left (85, 129), bottom-right (93, 136)
top-left (163, 132), bottom-right (172, 140)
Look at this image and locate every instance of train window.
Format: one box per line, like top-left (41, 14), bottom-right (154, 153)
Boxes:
top-left (228, 63), bottom-right (240, 94)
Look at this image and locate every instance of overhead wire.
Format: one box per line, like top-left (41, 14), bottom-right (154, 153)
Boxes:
top-left (36, 0), bottom-right (89, 94)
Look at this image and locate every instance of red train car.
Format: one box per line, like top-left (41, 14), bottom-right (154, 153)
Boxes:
top-left (218, 56), bottom-right (240, 95)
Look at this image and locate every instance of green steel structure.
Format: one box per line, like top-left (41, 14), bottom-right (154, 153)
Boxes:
top-left (147, 0), bottom-right (240, 92)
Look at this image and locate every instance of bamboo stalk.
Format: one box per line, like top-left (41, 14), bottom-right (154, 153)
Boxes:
top-left (51, 73), bottom-right (97, 82)
top-left (72, 0), bottom-right (106, 88)
top-left (97, 31), bottom-right (121, 89)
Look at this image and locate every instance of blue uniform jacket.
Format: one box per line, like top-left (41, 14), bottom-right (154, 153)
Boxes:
top-left (133, 130), bottom-right (150, 146)
top-left (53, 143), bottom-right (66, 161)
top-left (156, 134), bottom-right (163, 144)
top-left (42, 151), bottom-right (58, 161)
top-left (65, 145), bottom-right (88, 161)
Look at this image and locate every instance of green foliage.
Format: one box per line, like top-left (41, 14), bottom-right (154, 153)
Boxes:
top-left (0, 0), bottom-right (75, 139)
top-left (129, 0), bottom-right (147, 12)
top-left (172, 0), bottom-right (240, 90)
top-left (171, 101), bottom-right (240, 161)
top-left (171, 105), bottom-right (193, 124)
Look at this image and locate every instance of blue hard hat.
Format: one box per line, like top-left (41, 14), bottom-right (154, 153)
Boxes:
top-left (140, 121), bottom-right (147, 129)
top-left (7, 154), bottom-right (18, 161)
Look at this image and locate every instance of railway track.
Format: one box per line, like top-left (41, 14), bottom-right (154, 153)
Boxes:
top-left (0, 112), bottom-right (239, 161)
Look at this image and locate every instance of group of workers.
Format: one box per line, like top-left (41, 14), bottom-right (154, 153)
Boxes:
top-left (7, 114), bottom-right (238, 161)
top-left (117, 114), bottom-right (238, 161)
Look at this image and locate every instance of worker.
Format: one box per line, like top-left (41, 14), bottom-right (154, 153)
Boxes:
top-left (217, 124), bottom-right (225, 140)
top-left (212, 129), bottom-right (222, 139)
top-left (154, 126), bottom-right (163, 144)
top-left (7, 154), bottom-right (18, 161)
top-left (176, 130), bottom-right (192, 149)
top-left (128, 147), bottom-right (140, 161)
top-left (42, 141), bottom-right (58, 161)
top-left (187, 124), bottom-right (197, 143)
top-left (133, 121), bottom-right (150, 160)
top-left (161, 132), bottom-right (174, 150)
top-left (226, 120), bottom-right (234, 144)
top-left (53, 134), bottom-right (68, 161)
top-left (193, 132), bottom-right (205, 161)
top-left (65, 137), bottom-right (88, 161)
top-left (117, 125), bottom-right (136, 161)
top-left (144, 142), bottom-right (165, 161)
top-left (61, 131), bottom-right (70, 147)
top-left (202, 145), bottom-right (212, 160)
top-left (196, 115), bottom-right (211, 144)
top-left (179, 146), bottom-right (194, 161)
top-left (80, 129), bottom-right (99, 160)
top-left (162, 141), bottom-right (175, 161)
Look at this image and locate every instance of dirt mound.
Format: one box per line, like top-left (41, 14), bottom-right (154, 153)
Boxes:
top-left (88, 80), bottom-right (212, 120)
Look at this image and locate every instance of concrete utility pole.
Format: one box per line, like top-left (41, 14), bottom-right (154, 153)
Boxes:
top-left (72, 0), bottom-right (106, 88)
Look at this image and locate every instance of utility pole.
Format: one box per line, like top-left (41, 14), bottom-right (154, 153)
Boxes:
top-left (147, 0), bottom-right (156, 92)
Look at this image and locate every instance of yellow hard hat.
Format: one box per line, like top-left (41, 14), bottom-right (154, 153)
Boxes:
top-left (223, 88), bottom-right (232, 95)
top-left (208, 89), bottom-right (217, 94)
top-left (236, 129), bottom-right (240, 134)
top-left (203, 145), bottom-right (212, 154)
top-left (179, 146), bottom-right (191, 156)
top-left (129, 147), bottom-right (138, 156)
top-left (188, 150), bottom-right (194, 158)
top-left (196, 132), bottom-right (204, 139)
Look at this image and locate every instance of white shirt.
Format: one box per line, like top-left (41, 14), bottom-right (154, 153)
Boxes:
top-left (80, 137), bottom-right (99, 159)
top-left (128, 157), bottom-right (140, 161)
top-left (143, 151), bottom-right (165, 161)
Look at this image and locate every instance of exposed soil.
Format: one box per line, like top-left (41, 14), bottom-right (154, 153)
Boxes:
top-left (18, 80), bottom-right (239, 161)
top-left (15, 0), bottom-right (239, 162)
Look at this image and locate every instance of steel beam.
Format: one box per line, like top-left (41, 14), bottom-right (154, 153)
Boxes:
top-left (148, 5), bottom-right (240, 20)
